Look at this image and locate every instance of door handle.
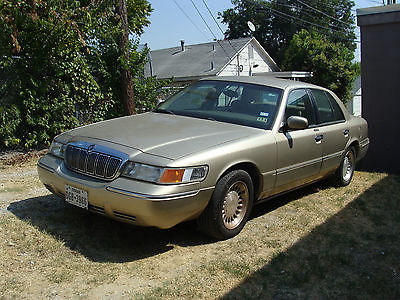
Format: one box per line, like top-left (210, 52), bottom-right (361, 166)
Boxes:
top-left (315, 134), bottom-right (324, 142)
top-left (343, 129), bottom-right (349, 136)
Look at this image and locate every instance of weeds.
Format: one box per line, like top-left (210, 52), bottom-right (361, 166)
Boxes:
top-left (1, 157), bottom-right (399, 299)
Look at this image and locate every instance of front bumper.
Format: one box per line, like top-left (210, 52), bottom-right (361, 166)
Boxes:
top-left (37, 154), bottom-right (214, 229)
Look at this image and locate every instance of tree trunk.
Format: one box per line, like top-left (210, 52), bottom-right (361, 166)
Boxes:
top-left (117, 0), bottom-right (136, 115)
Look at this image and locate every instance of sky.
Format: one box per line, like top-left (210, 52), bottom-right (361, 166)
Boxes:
top-left (140, 0), bottom-right (386, 62)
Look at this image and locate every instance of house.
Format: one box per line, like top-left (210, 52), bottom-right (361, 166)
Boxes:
top-left (144, 37), bottom-right (280, 84)
top-left (357, 3), bottom-right (400, 174)
top-left (347, 75), bottom-right (362, 117)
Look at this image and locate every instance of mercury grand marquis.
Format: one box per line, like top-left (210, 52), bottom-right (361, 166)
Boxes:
top-left (38, 76), bottom-right (369, 239)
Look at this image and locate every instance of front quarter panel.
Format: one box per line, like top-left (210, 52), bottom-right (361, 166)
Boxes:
top-left (170, 130), bottom-right (278, 198)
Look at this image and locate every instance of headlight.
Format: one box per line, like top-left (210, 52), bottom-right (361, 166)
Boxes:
top-left (122, 162), bottom-right (208, 184)
top-left (48, 141), bottom-right (66, 158)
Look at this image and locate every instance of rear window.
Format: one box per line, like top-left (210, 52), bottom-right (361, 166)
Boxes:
top-left (310, 89), bottom-right (344, 124)
top-left (325, 92), bottom-right (345, 121)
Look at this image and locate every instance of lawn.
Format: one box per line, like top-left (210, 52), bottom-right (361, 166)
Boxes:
top-left (0, 153), bottom-right (399, 299)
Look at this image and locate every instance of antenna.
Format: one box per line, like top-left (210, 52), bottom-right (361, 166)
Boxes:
top-left (247, 21), bottom-right (256, 32)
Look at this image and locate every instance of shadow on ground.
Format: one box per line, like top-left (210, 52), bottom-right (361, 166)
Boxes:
top-left (7, 194), bottom-right (211, 263)
top-left (252, 179), bottom-right (331, 221)
top-left (7, 179), bottom-right (333, 264)
top-left (223, 175), bottom-right (400, 299)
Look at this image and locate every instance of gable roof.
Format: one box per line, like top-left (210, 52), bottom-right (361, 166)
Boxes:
top-left (144, 37), bottom-right (279, 81)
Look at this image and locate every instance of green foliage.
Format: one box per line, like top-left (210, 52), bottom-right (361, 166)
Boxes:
top-left (129, 47), bottom-right (172, 113)
top-left (0, 104), bottom-right (21, 147)
top-left (220, 0), bottom-right (356, 64)
top-left (0, 0), bottom-right (106, 148)
top-left (220, 0), bottom-right (358, 102)
top-left (0, 0), bottom-right (167, 149)
top-left (281, 29), bottom-right (358, 102)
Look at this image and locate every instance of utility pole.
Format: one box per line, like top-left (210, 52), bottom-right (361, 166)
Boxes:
top-left (116, 0), bottom-right (136, 115)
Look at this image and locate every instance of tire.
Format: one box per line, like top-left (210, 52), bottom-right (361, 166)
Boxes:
top-left (333, 146), bottom-right (356, 186)
top-left (197, 170), bottom-right (254, 240)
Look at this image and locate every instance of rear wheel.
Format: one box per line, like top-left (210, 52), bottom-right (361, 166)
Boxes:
top-left (197, 170), bottom-right (254, 240)
top-left (333, 146), bottom-right (356, 186)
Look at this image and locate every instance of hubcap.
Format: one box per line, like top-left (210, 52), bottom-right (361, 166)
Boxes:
top-left (222, 181), bottom-right (249, 230)
top-left (342, 150), bottom-right (354, 182)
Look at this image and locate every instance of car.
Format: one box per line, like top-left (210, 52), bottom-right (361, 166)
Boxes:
top-left (37, 76), bottom-right (369, 239)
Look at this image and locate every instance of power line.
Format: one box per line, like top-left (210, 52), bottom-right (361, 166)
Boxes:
top-left (172, 0), bottom-right (210, 41)
top-left (295, 0), bottom-right (353, 26)
top-left (271, 1), bottom-right (350, 29)
top-left (245, 0), bottom-right (352, 33)
top-left (243, 0), bottom-right (360, 43)
top-left (189, 0), bottom-right (232, 59)
top-left (201, 0), bottom-right (238, 52)
top-left (307, 0), bottom-right (357, 13)
top-left (267, 4), bottom-right (346, 32)
top-left (365, 0), bottom-right (384, 4)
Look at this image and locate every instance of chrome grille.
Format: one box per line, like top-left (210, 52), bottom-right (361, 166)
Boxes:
top-left (65, 145), bottom-right (123, 180)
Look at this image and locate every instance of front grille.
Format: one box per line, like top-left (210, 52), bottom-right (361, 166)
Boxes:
top-left (65, 145), bottom-right (123, 180)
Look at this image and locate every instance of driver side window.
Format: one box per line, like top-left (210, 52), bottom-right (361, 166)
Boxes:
top-left (286, 89), bottom-right (316, 126)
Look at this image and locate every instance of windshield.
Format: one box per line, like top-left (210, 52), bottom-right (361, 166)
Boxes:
top-left (155, 80), bottom-right (283, 130)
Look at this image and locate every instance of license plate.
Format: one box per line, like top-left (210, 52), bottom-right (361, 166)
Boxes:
top-left (65, 185), bottom-right (88, 209)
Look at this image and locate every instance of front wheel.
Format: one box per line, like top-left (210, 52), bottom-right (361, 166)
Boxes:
top-left (333, 147), bottom-right (356, 186)
top-left (197, 170), bottom-right (254, 240)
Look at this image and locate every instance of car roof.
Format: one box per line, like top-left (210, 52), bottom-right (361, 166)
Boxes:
top-left (200, 76), bottom-right (324, 91)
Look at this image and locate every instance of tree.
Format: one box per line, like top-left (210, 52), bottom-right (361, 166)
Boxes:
top-left (281, 29), bottom-right (358, 102)
top-left (0, 0), bottom-right (107, 148)
top-left (0, 0), bottom-right (167, 149)
top-left (116, 0), bottom-right (148, 115)
top-left (220, 0), bottom-right (356, 64)
top-left (220, 0), bottom-right (358, 102)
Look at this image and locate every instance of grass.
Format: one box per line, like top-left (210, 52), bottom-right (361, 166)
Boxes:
top-left (0, 156), bottom-right (400, 299)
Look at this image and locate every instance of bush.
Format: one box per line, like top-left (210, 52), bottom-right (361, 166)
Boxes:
top-left (0, 0), bottom-right (168, 150)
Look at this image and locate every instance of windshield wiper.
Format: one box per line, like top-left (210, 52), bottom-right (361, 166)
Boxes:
top-left (153, 108), bottom-right (175, 115)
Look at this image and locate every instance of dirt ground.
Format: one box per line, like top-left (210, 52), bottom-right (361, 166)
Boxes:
top-left (0, 151), bottom-right (399, 299)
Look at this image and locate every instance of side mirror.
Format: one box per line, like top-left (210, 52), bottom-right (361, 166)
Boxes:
top-left (287, 116), bottom-right (309, 130)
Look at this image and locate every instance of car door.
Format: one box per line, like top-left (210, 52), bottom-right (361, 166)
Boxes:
top-left (274, 89), bottom-right (323, 194)
top-left (309, 89), bottom-right (349, 175)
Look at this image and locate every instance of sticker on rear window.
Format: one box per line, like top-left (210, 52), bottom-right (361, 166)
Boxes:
top-left (257, 117), bottom-right (269, 123)
top-left (259, 112), bottom-right (270, 117)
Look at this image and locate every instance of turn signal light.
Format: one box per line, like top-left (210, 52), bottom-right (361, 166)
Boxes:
top-left (160, 169), bottom-right (185, 183)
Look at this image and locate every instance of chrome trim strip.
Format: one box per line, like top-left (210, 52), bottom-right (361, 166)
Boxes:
top-left (277, 158), bottom-right (321, 175)
top-left (322, 151), bottom-right (342, 161)
top-left (83, 150), bottom-right (89, 173)
top-left (104, 157), bottom-right (111, 178)
top-left (360, 138), bottom-right (370, 148)
top-left (105, 186), bottom-right (212, 201)
top-left (93, 153), bottom-right (99, 176)
top-left (38, 161), bottom-right (55, 173)
top-left (262, 170), bottom-right (276, 177)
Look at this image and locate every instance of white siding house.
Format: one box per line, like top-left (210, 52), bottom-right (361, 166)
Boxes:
top-left (218, 39), bottom-right (275, 77)
top-left (347, 76), bottom-right (362, 117)
top-left (144, 37), bottom-right (279, 82)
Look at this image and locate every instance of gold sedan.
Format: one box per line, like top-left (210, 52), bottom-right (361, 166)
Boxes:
top-left (38, 77), bottom-right (369, 239)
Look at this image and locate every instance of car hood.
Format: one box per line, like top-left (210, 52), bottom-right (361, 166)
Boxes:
top-left (64, 112), bottom-right (261, 160)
